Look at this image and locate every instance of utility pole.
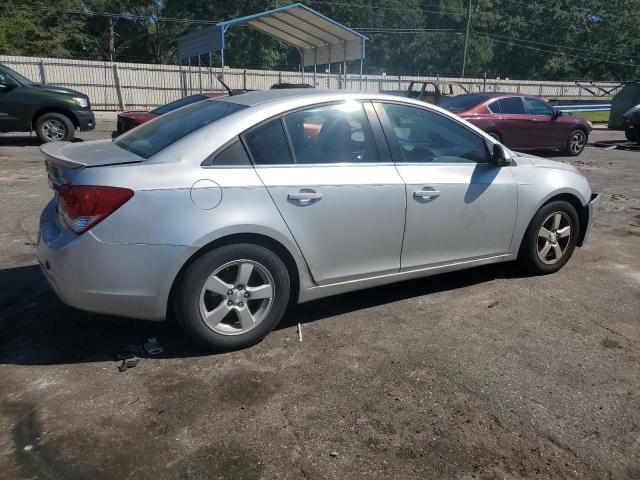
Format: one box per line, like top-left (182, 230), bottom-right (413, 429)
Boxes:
top-left (108, 16), bottom-right (115, 62)
top-left (461, 0), bottom-right (472, 77)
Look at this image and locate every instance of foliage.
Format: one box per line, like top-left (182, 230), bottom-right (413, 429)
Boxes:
top-left (0, 0), bottom-right (637, 80)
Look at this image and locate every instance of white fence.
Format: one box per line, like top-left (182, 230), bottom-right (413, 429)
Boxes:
top-left (1, 55), bottom-right (622, 111)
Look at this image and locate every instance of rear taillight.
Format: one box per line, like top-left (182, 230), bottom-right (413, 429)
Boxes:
top-left (58, 185), bottom-right (133, 234)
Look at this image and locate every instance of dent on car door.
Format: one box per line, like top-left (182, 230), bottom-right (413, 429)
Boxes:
top-left (374, 102), bottom-right (518, 269)
top-left (243, 101), bottom-right (406, 285)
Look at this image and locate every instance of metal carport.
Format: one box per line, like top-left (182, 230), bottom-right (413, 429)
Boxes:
top-left (177, 2), bottom-right (368, 88)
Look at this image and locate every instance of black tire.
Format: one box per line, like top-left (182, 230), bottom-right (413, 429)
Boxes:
top-left (35, 112), bottom-right (75, 143)
top-left (564, 129), bottom-right (587, 156)
top-left (518, 200), bottom-right (580, 275)
top-left (175, 243), bottom-right (290, 351)
top-left (488, 132), bottom-right (502, 143)
top-left (625, 127), bottom-right (639, 142)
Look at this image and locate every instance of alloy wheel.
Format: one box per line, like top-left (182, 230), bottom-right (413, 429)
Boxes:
top-left (537, 212), bottom-right (572, 265)
top-left (199, 259), bottom-right (275, 336)
top-left (569, 131), bottom-right (586, 154)
top-left (41, 118), bottom-right (67, 141)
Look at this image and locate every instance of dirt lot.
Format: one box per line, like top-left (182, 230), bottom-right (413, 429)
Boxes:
top-left (1, 114), bottom-right (639, 480)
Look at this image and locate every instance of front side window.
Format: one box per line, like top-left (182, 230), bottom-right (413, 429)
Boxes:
top-left (283, 102), bottom-right (379, 164)
top-left (381, 103), bottom-right (488, 164)
top-left (243, 119), bottom-right (294, 165)
top-left (524, 97), bottom-right (554, 116)
top-left (497, 97), bottom-right (525, 115)
top-left (115, 100), bottom-right (246, 159)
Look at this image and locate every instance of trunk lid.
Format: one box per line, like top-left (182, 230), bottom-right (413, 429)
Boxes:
top-left (41, 139), bottom-right (143, 188)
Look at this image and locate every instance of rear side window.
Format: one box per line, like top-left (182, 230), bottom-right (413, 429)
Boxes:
top-left (243, 119), bottom-right (294, 165)
top-left (115, 100), bottom-right (246, 159)
top-left (203, 139), bottom-right (251, 167)
top-left (487, 100), bottom-right (501, 113)
top-left (437, 94), bottom-right (490, 112)
top-left (283, 102), bottom-right (379, 164)
top-left (381, 103), bottom-right (488, 164)
top-left (497, 97), bottom-right (525, 114)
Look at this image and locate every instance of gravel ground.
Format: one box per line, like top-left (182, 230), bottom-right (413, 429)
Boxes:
top-left (0, 114), bottom-right (639, 480)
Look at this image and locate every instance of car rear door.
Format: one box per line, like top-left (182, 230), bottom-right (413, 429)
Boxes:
top-left (244, 101), bottom-right (406, 285)
top-left (374, 102), bottom-right (517, 270)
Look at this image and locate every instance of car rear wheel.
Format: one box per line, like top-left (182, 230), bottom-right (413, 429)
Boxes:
top-left (35, 113), bottom-right (75, 143)
top-left (564, 129), bottom-right (587, 156)
top-left (176, 244), bottom-right (290, 351)
top-left (518, 200), bottom-right (579, 274)
top-left (625, 127), bottom-right (639, 142)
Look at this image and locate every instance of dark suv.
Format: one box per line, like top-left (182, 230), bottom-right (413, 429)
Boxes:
top-left (0, 63), bottom-right (95, 142)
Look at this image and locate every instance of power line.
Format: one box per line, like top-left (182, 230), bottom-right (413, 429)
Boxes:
top-left (473, 30), bottom-right (640, 61)
top-left (474, 31), bottom-right (638, 68)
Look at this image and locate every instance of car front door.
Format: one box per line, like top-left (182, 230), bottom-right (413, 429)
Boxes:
top-left (493, 96), bottom-right (531, 149)
top-left (0, 71), bottom-right (26, 131)
top-left (374, 102), bottom-right (517, 270)
top-left (244, 101), bottom-right (406, 285)
top-left (523, 97), bottom-right (567, 148)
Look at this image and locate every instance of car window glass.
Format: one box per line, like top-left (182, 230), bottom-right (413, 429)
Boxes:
top-left (204, 139), bottom-right (251, 166)
top-left (487, 100), bottom-right (501, 113)
top-left (497, 97), bottom-right (525, 114)
top-left (524, 97), bottom-right (554, 116)
top-left (381, 103), bottom-right (488, 164)
top-left (437, 94), bottom-right (491, 112)
top-left (115, 100), bottom-right (246, 159)
top-left (151, 95), bottom-right (208, 115)
top-left (244, 119), bottom-right (294, 165)
top-left (283, 102), bottom-right (379, 164)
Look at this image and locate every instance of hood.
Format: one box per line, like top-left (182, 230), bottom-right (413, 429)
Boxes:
top-left (512, 151), bottom-right (582, 174)
top-left (41, 139), bottom-right (143, 168)
top-left (35, 84), bottom-right (88, 98)
top-left (118, 111), bottom-right (158, 121)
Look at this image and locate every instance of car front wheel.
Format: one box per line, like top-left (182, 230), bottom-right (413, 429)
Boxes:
top-left (35, 112), bottom-right (75, 142)
top-left (518, 200), bottom-right (580, 274)
top-left (564, 129), bottom-right (587, 156)
top-left (176, 243), bottom-right (291, 351)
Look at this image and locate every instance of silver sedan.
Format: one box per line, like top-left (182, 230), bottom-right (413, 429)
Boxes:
top-left (38, 90), bottom-right (600, 350)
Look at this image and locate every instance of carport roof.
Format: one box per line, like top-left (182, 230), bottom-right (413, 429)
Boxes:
top-left (217, 3), bottom-right (368, 67)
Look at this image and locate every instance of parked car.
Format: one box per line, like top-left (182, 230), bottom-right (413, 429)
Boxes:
top-left (114, 93), bottom-right (226, 136)
top-left (608, 82), bottom-right (640, 130)
top-left (622, 104), bottom-right (640, 142)
top-left (0, 63), bottom-right (95, 142)
top-left (270, 82), bottom-right (313, 89)
top-left (438, 93), bottom-right (592, 155)
top-left (38, 91), bottom-right (600, 350)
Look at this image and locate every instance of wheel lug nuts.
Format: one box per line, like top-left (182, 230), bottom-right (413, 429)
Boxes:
top-left (244, 292), bottom-right (249, 298)
top-left (238, 285), bottom-right (243, 290)
top-left (239, 302), bottom-right (244, 307)
top-left (227, 300), bottom-right (233, 306)
top-left (227, 290), bottom-right (233, 296)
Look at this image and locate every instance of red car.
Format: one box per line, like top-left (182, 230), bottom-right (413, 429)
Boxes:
top-left (114, 93), bottom-right (226, 136)
top-left (437, 93), bottom-right (592, 156)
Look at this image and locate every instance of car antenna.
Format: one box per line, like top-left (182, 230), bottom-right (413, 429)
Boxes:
top-left (216, 75), bottom-right (234, 96)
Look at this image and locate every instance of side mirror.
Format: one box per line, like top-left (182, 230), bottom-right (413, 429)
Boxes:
top-left (0, 76), bottom-right (18, 90)
top-left (551, 109), bottom-right (561, 120)
top-left (492, 143), bottom-right (511, 165)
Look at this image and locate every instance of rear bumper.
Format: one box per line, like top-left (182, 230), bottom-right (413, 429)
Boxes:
top-left (580, 193), bottom-right (600, 246)
top-left (74, 110), bottom-right (96, 131)
top-left (37, 200), bottom-right (189, 321)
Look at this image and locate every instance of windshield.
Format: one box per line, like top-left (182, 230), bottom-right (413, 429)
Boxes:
top-left (115, 99), bottom-right (246, 159)
top-left (0, 63), bottom-right (35, 85)
top-left (151, 94), bottom-right (208, 115)
top-left (437, 94), bottom-right (491, 112)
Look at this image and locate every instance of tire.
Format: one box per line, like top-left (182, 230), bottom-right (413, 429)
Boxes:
top-left (564, 129), bottom-right (587, 156)
top-left (175, 243), bottom-right (290, 351)
top-left (35, 112), bottom-right (75, 143)
top-left (625, 127), bottom-right (639, 142)
top-left (487, 132), bottom-right (502, 143)
top-left (518, 200), bottom-right (580, 275)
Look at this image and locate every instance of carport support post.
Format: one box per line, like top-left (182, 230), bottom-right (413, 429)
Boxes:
top-left (188, 57), bottom-right (192, 95)
top-left (209, 52), bottom-right (213, 91)
top-left (198, 55), bottom-right (202, 93)
top-left (359, 58), bottom-right (363, 90)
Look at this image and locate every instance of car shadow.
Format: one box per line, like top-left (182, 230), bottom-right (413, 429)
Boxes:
top-left (0, 262), bottom-right (527, 366)
top-left (0, 136), bottom-right (84, 147)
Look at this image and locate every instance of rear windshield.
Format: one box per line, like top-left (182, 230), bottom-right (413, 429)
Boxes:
top-left (151, 94), bottom-right (208, 115)
top-left (437, 94), bottom-right (491, 112)
top-left (115, 100), bottom-right (246, 158)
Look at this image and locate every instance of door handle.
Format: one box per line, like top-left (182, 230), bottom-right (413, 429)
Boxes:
top-left (288, 190), bottom-right (323, 202)
top-left (413, 189), bottom-right (441, 199)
